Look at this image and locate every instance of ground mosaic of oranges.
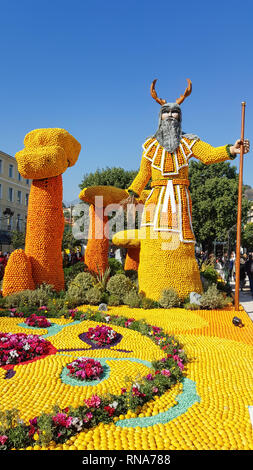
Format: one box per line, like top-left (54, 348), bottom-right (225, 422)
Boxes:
top-left (0, 304), bottom-right (252, 451)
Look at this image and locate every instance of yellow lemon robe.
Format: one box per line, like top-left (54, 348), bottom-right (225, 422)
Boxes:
top-left (128, 136), bottom-right (235, 300)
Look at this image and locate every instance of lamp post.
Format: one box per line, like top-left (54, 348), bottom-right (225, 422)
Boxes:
top-left (234, 102), bottom-right (246, 311)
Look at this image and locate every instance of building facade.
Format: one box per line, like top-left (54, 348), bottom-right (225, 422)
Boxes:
top-left (0, 149), bottom-right (30, 250)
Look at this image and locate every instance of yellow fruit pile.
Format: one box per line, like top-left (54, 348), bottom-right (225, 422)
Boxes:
top-left (0, 303), bottom-right (252, 451)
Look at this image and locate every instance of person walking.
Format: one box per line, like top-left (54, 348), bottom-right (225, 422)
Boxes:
top-left (245, 254), bottom-right (253, 297)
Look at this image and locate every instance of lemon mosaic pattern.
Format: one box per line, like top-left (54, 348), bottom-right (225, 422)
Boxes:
top-left (0, 304), bottom-right (253, 450)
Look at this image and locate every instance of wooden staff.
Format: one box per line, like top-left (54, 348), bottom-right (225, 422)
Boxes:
top-left (234, 102), bottom-right (246, 311)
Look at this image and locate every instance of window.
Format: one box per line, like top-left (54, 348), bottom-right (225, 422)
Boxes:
top-left (26, 179), bottom-right (29, 185)
top-left (17, 214), bottom-right (21, 231)
top-left (25, 193), bottom-right (29, 206)
top-left (18, 172), bottom-right (22, 181)
top-left (0, 184), bottom-right (2, 199)
top-left (0, 160), bottom-right (2, 174)
top-left (9, 164), bottom-right (14, 178)
top-left (8, 215), bottom-right (13, 230)
top-left (17, 190), bottom-right (22, 204)
top-left (8, 187), bottom-right (13, 202)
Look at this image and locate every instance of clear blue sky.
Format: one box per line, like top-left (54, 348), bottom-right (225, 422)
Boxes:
top-left (0, 0), bottom-right (252, 204)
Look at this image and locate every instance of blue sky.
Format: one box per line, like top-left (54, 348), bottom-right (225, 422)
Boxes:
top-left (0, 0), bottom-right (252, 204)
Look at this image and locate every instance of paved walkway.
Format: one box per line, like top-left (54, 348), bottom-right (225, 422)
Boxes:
top-left (231, 280), bottom-right (253, 322)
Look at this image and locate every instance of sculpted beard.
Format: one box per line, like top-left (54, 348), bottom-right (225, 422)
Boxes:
top-left (155, 118), bottom-right (182, 153)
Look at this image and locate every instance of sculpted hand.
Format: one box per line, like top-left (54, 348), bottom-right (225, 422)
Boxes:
top-left (230, 139), bottom-right (250, 156)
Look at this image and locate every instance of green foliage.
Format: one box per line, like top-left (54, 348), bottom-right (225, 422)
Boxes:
top-left (123, 290), bottom-right (142, 308)
top-left (62, 225), bottom-right (80, 250)
top-left (125, 269), bottom-right (138, 280)
top-left (94, 266), bottom-right (111, 292)
top-left (66, 272), bottom-right (95, 307)
top-left (79, 167), bottom-right (138, 190)
top-left (242, 222), bottom-right (253, 251)
top-left (107, 294), bottom-right (121, 306)
top-left (64, 261), bottom-right (84, 288)
top-left (159, 288), bottom-right (180, 309)
top-left (200, 263), bottom-right (219, 284)
top-left (37, 413), bottom-right (54, 446)
top-left (140, 297), bottom-right (156, 309)
top-left (8, 424), bottom-right (31, 449)
top-left (184, 303), bottom-right (200, 310)
top-left (189, 160), bottom-right (251, 250)
top-left (11, 230), bottom-right (26, 249)
top-left (106, 274), bottom-right (132, 301)
top-left (200, 284), bottom-right (231, 309)
top-left (2, 283), bottom-right (56, 309)
top-left (108, 258), bottom-right (124, 276)
top-left (85, 287), bottom-right (104, 305)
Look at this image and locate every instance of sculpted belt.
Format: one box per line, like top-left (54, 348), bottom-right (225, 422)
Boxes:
top-left (150, 179), bottom-right (190, 214)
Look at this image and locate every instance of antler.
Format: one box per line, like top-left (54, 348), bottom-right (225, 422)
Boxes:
top-left (150, 79), bottom-right (167, 106)
top-left (176, 78), bottom-right (192, 105)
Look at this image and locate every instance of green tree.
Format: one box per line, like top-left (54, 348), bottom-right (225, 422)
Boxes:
top-left (11, 230), bottom-right (26, 249)
top-left (242, 222), bottom-right (253, 251)
top-left (188, 160), bottom-right (250, 251)
top-left (62, 225), bottom-right (80, 251)
top-left (79, 167), bottom-right (139, 190)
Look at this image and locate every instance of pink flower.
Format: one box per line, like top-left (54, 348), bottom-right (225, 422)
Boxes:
top-left (85, 395), bottom-right (101, 408)
top-left (0, 435), bottom-right (8, 445)
top-left (178, 361), bottom-right (184, 370)
top-left (146, 374), bottom-right (153, 381)
top-left (161, 369), bottom-right (171, 377)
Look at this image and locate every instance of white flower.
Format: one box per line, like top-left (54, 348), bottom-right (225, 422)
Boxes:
top-left (133, 383), bottom-right (140, 390)
top-left (109, 401), bottom-right (118, 409)
top-left (72, 417), bottom-right (83, 431)
top-left (9, 350), bottom-right (19, 358)
top-left (23, 342), bottom-right (30, 351)
top-left (105, 316), bottom-right (110, 322)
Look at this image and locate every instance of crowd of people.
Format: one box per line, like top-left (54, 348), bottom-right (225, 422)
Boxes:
top-left (196, 249), bottom-right (253, 298)
top-left (62, 248), bottom-right (83, 268)
top-left (0, 252), bottom-right (10, 281)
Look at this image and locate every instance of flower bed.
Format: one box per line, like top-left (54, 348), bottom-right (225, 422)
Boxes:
top-left (66, 358), bottom-right (104, 381)
top-left (0, 310), bottom-right (186, 450)
top-left (0, 333), bottom-right (52, 366)
top-left (86, 325), bottom-right (117, 346)
top-left (25, 314), bottom-right (51, 328)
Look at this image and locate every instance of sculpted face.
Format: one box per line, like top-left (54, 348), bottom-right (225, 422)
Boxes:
top-left (161, 106), bottom-right (180, 122)
top-left (155, 103), bottom-right (182, 153)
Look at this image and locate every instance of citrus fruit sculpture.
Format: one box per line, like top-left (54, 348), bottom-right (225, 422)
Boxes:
top-left (2, 128), bottom-right (81, 296)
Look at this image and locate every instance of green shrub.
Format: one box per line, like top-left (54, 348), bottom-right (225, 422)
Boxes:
top-left (200, 264), bottom-right (218, 284)
top-left (123, 290), bottom-right (142, 308)
top-left (184, 302), bottom-right (200, 310)
top-left (2, 283), bottom-right (55, 309)
top-left (70, 272), bottom-right (95, 290)
top-left (108, 258), bottom-right (124, 276)
top-left (63, 261), bottom-right (84, 288)
top-left (94, 267), bottom-right (111, 292)
top-left (85, 287), bottom-right (104, 305)
top-left (159, 288), bottom-right (180, 309)
top-left (65, 272), bottom-right (95, 307)
top-left (106, 274), bottom-right (132, 301)
top-left (107, 294), bottom-right (121, 306)
top-left (124, 270), bottom-right (138, 281)
top-left (141, 297), bottom-right (155, 309)
top-left (200, 284), bottom-right (231, 309)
